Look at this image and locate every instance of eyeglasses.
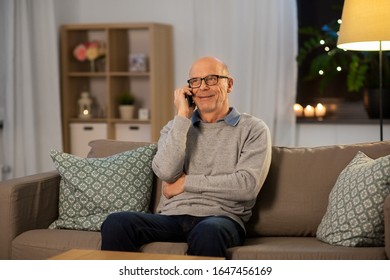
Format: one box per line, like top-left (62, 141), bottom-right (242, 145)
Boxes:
top-left (187, 74), bottom-right (229, 88)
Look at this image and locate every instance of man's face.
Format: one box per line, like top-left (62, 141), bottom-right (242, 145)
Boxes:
top-left (189, 58), bottom-right (233, 118)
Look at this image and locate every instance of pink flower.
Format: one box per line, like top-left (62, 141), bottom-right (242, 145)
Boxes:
top-left (73, 41), bottom-right (105, 62)
top-left (73, 43), bottom-right (87, 62)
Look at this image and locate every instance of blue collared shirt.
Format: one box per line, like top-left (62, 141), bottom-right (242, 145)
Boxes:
top-left (191, 107), bottom-right (241, 127)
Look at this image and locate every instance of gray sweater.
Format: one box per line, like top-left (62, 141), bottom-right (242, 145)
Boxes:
top-left (152, 108), bottom-right (272, 230)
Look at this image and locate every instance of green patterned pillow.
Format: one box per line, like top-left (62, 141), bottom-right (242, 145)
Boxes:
top-left (49, 144), bottom-right (157, 231)
top-left (317, 151), bottom-right (390, 246)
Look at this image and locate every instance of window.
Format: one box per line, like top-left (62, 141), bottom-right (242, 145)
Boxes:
top-left (295, 0), bottom-right (376, 121)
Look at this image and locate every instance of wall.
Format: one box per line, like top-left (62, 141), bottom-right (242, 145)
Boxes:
top-left (54, 0), bottom-right (385, 148)
top-left (53, 0), bottom-right (300, 148)
top-left (54, 0), bottom-right (196, 89)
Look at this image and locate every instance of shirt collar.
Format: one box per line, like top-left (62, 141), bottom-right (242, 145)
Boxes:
top-left (191, 107), bottom-right (241, 127)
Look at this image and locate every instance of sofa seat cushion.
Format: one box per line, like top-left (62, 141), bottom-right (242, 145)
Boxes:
top-left (11, 229), bottom-right (101, 260)
top-left (227, 237), bottom-right (387, 260)
top-left (12, 230), bottom-right (189, 260)
top-left (11, 230), bottom-right (387, 260)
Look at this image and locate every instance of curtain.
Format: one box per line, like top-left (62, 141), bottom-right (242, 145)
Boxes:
top-left (193, 0), bottom-right (297, 146)
top-left (0, 0), bottom-right (297, 179)
top-left (0, 0), bottom-right (62, 180)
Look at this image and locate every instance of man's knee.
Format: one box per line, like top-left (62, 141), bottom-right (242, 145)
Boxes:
top-left (102, 212), bottom-right (128, 231)
top-left (200, 216), bottom-right (238, 231)
top-left (101, 212), bottom-right (141, 251)
top-left (189, 217), bottom-right (244, 247)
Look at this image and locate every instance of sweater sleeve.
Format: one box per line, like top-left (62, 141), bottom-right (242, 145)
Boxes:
top-left (152, 116), bottom-right (192, 183)
top-left (184, 121), bottom-right (272, 203)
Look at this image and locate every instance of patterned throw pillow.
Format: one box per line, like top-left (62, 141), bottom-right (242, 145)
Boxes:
top-left (317, 151), bottom-right (390, 246)
top-left (49, 144), bottom-right (157, 231)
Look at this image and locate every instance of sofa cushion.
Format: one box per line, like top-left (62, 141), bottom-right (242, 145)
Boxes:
top-left (12, 229), bottom-right (101, 260)
top-left (49, 144), bottom-right (157, 231)
top-left (87, 139), bottom-right (154, 158)
top-left (12, 230), bottom-right (188, 260)
top-left (88, 139), bottom-right (163, 213)
top-left (316, 151), bottom-right (390, 246)
top-left (246, 140), bottom-right (390, 237)
top-left (227, 237), bottom-right (387, 260)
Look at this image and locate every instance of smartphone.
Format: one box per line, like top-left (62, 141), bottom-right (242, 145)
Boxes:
top-left (186, 93), bottom-right (195, 107)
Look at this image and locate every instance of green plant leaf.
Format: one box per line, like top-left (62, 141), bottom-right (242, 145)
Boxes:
top-left (298, 11), bottom-right (390, 94)
top-left (347, 55), bottom-right (368, 92)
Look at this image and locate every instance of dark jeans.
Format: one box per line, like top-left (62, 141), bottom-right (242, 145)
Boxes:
top-left (100, 212), bottom-right (245, 258)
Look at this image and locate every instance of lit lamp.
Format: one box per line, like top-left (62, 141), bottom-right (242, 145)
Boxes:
top-left (78, 91), bottom-right (92, 119)
top-left (337, 0), bottom-right (390, 141)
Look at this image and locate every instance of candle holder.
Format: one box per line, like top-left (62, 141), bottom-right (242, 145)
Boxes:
top-left (294, 103), bottom-right (327, 119)
top-left (315, 103), bottom-right (327, 118)
top-left (294, 103), bottom-right (304, 117)
top-left (304, 105), bottom-right (315, 117)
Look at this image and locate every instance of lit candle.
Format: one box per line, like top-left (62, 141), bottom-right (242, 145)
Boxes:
top-left (293, 103), bottom-right (304, 117)
top-left (315, 103), bottom-right (327, 118)
top-left (304, 105), bottom-right (315, 117)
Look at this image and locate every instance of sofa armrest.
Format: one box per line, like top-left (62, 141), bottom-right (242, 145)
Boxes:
top-left (0, 171), bottom-right (60, 259)
top-left (385, 193), bottom-right (390, 259)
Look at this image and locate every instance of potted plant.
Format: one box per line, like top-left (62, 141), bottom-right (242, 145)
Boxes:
top-left (118, 92), bottom-right (136, 120)
top-left (298, 18), bottom-right (390, 118)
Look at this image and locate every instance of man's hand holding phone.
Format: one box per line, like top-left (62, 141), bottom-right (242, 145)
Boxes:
top-left (174, 86), bottom-right (195, 118)
top-left (185, 93), bottom-right (194, 108)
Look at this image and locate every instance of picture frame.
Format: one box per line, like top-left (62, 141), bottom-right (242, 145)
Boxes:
top-left (129, 53), bottom-right (148, 72)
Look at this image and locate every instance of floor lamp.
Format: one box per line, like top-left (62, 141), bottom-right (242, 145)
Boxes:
top-left (337, 0), bottom-right (390, 141)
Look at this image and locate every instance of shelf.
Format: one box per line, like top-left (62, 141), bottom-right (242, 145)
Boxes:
top-left (69, 118), bottom-right (151, 124)
top-left (295, 100), bottom-right (386, 125)
top-left (69, 118), bottom-right (108, 123)
top-left (109, 72), bottom-right (150, 77)
top-left (297, 117), bottom-right (390, 125)
top-left (110, 118), bottom-right (150, 124)
top-left (60, 23), bottom-right (174, 155)
top-left (67, 72), bottom-right (150, 77)
top-left (68, 72), bottom-right (106, 77)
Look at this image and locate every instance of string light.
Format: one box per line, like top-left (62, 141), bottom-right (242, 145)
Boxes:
top-left (319, 70), bottom-right (324, 75)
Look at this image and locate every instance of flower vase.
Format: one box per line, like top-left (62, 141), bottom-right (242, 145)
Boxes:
top-left (89, 60), bottom-right (96, 72)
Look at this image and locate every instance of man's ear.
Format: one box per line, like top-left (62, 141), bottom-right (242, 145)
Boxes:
top-left (227, 77), bottom-right (234, 93)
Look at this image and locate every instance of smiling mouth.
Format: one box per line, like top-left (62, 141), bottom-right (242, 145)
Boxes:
top-left (196, 94), bottom-right (214, 100)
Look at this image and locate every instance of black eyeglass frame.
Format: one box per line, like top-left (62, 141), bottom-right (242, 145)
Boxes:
top-left (187, 74), bottom-right (230, 88)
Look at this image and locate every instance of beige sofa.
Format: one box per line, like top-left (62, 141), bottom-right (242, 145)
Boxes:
top-left (1, 139), bottom-right (389, 260)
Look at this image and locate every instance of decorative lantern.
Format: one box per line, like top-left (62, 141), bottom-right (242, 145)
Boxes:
top-left (78, 91), bottom-right (92, 118)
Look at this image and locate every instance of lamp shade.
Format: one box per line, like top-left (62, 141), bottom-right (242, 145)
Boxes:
top-left (337, 0), bottom-right (390, 51)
